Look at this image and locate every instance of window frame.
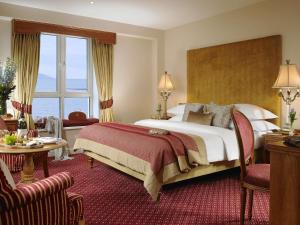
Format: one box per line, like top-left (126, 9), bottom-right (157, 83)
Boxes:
top-left (34, 33), bottom-right (94, 119)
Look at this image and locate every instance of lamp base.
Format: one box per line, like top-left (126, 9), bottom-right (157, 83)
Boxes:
top-left (161, 113), bottom-right (170, 120)
top-left (160, 91), bottom-right (171, 120)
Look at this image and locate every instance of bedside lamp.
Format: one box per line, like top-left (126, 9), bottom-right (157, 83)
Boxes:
top-left (159, 71), bottom-right (174, 119)
top-left (273, 60), bottom-right (300, 105)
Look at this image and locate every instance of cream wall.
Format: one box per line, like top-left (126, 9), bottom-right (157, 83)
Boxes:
top-left (0, 2), bottom-right (164, 123)
top-left (113, 35), bottom-right (155, 122)
top-left (164, 0), bottom-right (300, 128)
top-left (0, 19), bottom-right (11, 62)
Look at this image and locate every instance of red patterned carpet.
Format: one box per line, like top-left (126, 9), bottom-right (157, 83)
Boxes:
top-left (13, 154), bottom-right (269, 225)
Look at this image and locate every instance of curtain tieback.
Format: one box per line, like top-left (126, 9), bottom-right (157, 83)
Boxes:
top-left (100, 98), bottom-right (113, 109)
top-left (12, 101), bottom-right (32, 114)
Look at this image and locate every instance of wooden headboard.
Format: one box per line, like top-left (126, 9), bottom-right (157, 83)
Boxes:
top-left (187, 35), bottom-right (282, 123)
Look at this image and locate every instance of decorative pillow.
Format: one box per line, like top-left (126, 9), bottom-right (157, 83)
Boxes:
top-left (0, 158), bottom-right (16, 189)
top-left (234, 104), bottom-right (278, 120)
top-left (206, 103), bottom-right (234, 128)
top-left (186, 111), bottom-right (213, 125)
top-left (182, 103), bottom-right (203, 121)
top-left (68, 111), bottom-right (87, 121)
top-left (230, 120), bottom-right (280, 132)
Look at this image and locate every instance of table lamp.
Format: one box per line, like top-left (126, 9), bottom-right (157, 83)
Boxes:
top-left (273, 60), bottom-right (300, 105)
top-left (159, 71), bottom-right (174, 119)
top-left (273, 60), bottom-right (300, 125)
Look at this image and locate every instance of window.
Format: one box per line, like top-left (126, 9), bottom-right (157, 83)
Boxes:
top-left (33, 34), bottom-right (93, 119)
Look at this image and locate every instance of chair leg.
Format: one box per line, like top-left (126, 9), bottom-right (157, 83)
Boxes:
top-left (240, 187), bottom-right (247, 225)
top-left (79, 218), bottom-right (85, 225)
top-left (248, 190), bottom-right (254, 221)
top-left (42, 153), bottom-right (49, 177)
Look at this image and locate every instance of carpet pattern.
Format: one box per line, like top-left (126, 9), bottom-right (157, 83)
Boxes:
top-left (13, 154), bottom-right (269, 225)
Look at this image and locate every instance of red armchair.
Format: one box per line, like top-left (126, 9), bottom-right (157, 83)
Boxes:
top-left (231, 109), bottom-right (270, 225)
top-left (0, 117), bottom-right (24, 172)
top-left (0, 163), bottom-right (85, 225)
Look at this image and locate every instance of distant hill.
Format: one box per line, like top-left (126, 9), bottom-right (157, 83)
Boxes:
top-left (36, 73), bottom-right (87, 91)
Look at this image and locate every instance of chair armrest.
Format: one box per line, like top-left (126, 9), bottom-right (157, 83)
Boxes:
top-left (1, 172), bottom-right (74, 211)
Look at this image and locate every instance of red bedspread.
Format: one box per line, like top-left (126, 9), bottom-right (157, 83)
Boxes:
top-left (79, 122), bottom-right (201, 173)
top-left (76, 122), bottom-right (207, 200)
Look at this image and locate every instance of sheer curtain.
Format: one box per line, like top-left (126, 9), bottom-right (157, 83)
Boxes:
top-left (92, 39), bottom-right (114, 122)
top-left (12, 33), bottom-right (40, 129)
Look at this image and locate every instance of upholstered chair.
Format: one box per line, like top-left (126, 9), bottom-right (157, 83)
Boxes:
top-left (0, 159), bottom-right (85, 225)
top-left (0, 117), bottom-right (24, 172)
top-left (231, 109), bottom-right (270, 225)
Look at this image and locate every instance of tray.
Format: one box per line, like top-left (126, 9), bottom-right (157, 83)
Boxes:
top-left (0, 143), bottom-right (44, 149)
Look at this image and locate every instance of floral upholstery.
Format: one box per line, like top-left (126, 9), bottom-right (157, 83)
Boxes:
top-left (244, 164), bottom-right (270, 188)
top-left (0, 163), bottom-right (84, 225)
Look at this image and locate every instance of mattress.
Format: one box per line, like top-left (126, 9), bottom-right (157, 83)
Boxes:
top-left (135, 119), bottom-right (265, 163)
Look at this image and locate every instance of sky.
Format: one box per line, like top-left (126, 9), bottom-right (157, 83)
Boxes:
top-left (39, 34), bottom-right (88, 80)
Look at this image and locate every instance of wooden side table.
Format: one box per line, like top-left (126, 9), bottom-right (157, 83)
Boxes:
top-left (0, 140), bottom-right (67, 183)
top-left (266, 141), bottom-right (300, 225)
top-left (263, 132), bottom-right (300, 163)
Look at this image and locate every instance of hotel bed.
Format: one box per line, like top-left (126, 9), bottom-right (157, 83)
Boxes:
top-left (74, 35), bottom-right (282, 200)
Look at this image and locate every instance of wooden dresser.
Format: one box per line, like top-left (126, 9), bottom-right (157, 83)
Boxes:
top-left (266, 141), bottom-right (300, 225)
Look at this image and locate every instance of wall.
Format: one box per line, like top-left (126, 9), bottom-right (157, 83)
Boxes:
top-left (164, 0), bottom-right (300, 128)
top-left (0, 19), bottom-right (11, 62)
top-left (113, 35), bottom-right (155, 122)
top-left (0, 2), bottom-right (164, 123)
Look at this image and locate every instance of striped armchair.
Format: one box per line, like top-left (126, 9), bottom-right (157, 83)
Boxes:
top-left (0, 166), bottom-right (85, 225)
top-left (0, 117), bottom-right (24, 172)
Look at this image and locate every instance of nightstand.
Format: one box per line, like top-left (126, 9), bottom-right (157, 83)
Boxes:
top-left (266, 141), bottom-right (300, 225)
top-left (151, 115), bottom-right (171, 120)
top-left (263, 132), bottom-right (300, 163)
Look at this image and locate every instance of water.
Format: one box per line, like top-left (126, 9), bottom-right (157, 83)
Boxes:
top-left (33, 73), bottom-right (89, 119)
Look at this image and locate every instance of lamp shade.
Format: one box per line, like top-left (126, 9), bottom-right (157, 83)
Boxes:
top-left (273, 61), bottom-right (300, 89)
top-left (159, 71), bottom-right (174, 92)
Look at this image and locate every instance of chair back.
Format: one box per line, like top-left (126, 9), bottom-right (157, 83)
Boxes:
top-left (0, 117), bottom-right (7, 130)
top-left (231, 109), bottom-right (255, 178)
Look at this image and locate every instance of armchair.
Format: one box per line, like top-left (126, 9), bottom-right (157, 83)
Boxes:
top-left (0, 162), bottom-right (85, 225)
top-left (0, 116), bottom-right (24, 172)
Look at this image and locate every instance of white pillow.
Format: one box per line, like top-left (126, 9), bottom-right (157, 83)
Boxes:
top-left (167, 104), bottom-right (186, 116)
top-left (251, 121), bottom-right (280, 132)
top-left (0, 158), bottom-right (16, 189)
top-left (169, 115), bottom-right (184, 121)
top-left (230, 120), bottom-right (280, 132)
top-left (234, 104), bottom-right (278, 120)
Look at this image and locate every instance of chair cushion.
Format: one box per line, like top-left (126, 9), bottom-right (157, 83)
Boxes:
top-left (63, 118), bottom-right (99, 127)
top-left (244, 164), bottom-right (270, 188)
top-left (0, 158), bottom-right (16, 189)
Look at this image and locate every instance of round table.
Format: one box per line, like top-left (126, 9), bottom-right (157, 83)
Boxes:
top-left (0, 140), bottom-right (67, 183)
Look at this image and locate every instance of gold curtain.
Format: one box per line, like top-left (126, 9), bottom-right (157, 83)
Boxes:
top-left (92, 39), bottom-right (114, 122)
top-left (12, 33), bottom-right (40, 129)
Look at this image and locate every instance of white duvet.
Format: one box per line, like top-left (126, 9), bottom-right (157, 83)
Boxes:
top-left (135, 119), bottom-right (241, 163)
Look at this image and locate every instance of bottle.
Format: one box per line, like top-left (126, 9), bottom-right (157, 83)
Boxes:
top-left (17, 112), bottom-right (28, 137)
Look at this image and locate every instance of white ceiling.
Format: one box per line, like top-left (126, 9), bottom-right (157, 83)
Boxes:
top-left (0, 0), bottom-right (264, 30)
